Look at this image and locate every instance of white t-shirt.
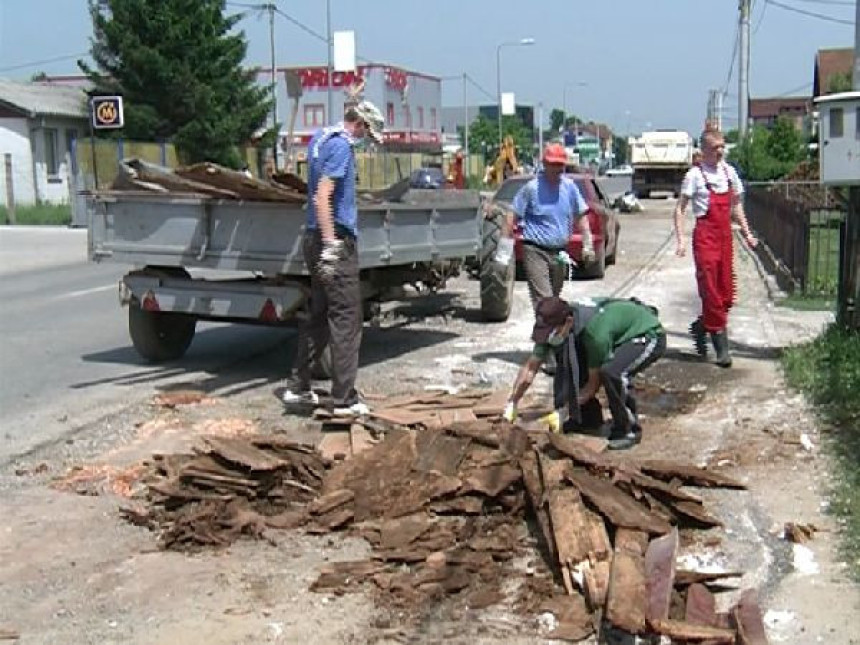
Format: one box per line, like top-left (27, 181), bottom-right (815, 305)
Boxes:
top-left (680, 162), bottom-right (744, 217)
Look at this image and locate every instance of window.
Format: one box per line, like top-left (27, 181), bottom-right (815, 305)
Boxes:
top-left (44, 128), bottom-right (59, 176)
top-left (303, 104), bottom-right (325, 128)
top-left (403, 105), bottom-right (411, 128)
top-left (830, 108), bottom-right (844, 138)
top-left (387, 102), bottom-right (395, 126)
top-left (418, 107), bottom-right (424, 129)
top-left (430, 108), bottom-right (437, 130)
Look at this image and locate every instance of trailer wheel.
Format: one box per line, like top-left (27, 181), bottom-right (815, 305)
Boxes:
top-left (128, 305), bottom-right (197, 362)
top-left (479, 206), bottom-right (515, 322)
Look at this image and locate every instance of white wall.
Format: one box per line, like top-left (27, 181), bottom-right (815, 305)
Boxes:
top-left (0, 117), bottom-right (37, 206)
top-left (30, 116), bottom-right (84, 205)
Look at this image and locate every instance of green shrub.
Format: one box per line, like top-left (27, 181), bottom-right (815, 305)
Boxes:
top-left (0, 204), bottom-right (71, 225)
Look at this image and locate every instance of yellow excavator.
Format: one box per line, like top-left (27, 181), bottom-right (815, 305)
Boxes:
top-left (484, 135), bottom-right (519, 187)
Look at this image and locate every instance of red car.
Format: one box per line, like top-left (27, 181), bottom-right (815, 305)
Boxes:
top-left (488, 173), bottom-right (620, 278)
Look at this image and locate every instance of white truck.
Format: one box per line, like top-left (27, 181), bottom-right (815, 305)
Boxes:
top-left (628, 130), bottom-right (694, 198)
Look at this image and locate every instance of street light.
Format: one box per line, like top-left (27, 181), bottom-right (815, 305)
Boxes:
top-left (496, 37), bottom-right (536, 144)
top-left (562, 82), bottom-right (588, 139)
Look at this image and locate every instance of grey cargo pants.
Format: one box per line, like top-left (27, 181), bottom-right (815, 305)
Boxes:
top-left (294, 231), bottom-right (362, 407)
top-left (522, 242), bottom-right (567, 312)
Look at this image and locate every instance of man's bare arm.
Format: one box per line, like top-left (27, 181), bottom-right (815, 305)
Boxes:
top-left (673, 195), bottom-right (690, 257)
top-left (509, 356), bottom-right (543, 405)
top-left (314, 177), bottom-right (337, 241)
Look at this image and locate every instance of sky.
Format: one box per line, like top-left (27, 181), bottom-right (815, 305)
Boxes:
top-left (0, 0), bottom-right (856, 137)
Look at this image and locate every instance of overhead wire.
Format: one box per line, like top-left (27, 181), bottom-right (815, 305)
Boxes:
top-left (764, 0), bottom-right (855, 25)
top-left (721, 22), bottom-right (740, 96)
top-left (0, 52), bottom-right (90, 73)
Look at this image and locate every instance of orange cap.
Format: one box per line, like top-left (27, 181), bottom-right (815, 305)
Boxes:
top-left (543, 143), bottom-right (566, 165)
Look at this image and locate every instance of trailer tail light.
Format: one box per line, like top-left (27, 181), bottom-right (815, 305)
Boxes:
top-left (141, 290), bottom-right (160, 312)
top-left (259, 298), bottom-right (279, 322)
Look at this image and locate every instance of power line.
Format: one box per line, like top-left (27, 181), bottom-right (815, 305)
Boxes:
top-left (0, 52), bottom-right (90, 73)
top-left (465, 74), bottom-right (495, 102)
top-left (721, 23), bottom-right (739, 95)
top-left (753, 0), bottom-right (769, 34)
top-left (789, 0), bottom-right (854, 6)
top-left (764, 0), bottom-right (855, 25)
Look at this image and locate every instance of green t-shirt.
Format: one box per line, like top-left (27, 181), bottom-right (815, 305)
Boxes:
top-left (532, 299), bottom-right (662, 368)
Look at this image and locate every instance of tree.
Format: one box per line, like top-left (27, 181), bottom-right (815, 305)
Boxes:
top-left (80, 0), bottom-right (272, 167)
top-left (827, 72), bottom-right (853, 95)
top-left (549, 108), bottom-right (565, 134)
top-left (464, 114), bottom-right (533, 161)
top-left (612, 136), bottom-right (628, 164)
top-left (728, 119), bottom-right (805, 181)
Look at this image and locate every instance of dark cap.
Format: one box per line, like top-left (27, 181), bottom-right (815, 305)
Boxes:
top-left (532, 297), bottom-right (572, 343)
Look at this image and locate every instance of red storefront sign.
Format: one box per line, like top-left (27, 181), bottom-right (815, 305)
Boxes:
top-left (291, 66), bottom-right (368, 90)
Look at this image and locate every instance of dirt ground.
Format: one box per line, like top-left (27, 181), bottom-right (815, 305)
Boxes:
top-left (1, 200), bottom-right (858, 644)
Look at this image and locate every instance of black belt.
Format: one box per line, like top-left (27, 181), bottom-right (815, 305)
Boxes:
top-left (522, 239), bottom-right (565, 253)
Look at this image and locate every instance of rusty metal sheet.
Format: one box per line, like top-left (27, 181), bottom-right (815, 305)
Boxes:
top-left (645, 528), bottom-right (679, 622)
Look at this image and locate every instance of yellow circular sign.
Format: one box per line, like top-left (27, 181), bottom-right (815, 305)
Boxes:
top-left (96, 100), bottom-right (118, 125)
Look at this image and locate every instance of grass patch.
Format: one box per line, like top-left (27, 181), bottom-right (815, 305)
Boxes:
top-left (776, 294), bottom-right (836, 312)
top-left (782, 325), bottom-right (860, 578)
top-left (0, 204), bottom-right (72, 226)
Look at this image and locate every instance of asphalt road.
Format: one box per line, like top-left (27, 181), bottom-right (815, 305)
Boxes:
top-left (0, 226), bottom-right (296, 463)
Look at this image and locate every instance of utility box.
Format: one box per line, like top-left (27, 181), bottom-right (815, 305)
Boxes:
top-left (814, 91), bottom-right (860, 186)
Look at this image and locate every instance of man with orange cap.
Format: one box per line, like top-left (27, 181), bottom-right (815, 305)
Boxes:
top-left (501, 142), bottom-right (594, 372)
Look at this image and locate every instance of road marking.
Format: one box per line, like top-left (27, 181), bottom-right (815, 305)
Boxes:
top-left (52, 284), bottom-right (115, 301)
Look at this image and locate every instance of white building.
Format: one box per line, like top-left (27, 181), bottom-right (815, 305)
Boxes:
top-left (0, 79), bottom-right (88, 206)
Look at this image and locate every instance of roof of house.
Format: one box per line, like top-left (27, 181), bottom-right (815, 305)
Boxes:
top-left (749, 96), bottom-right (811, 119)
top-left (813, 48), bottom-right (854, 97)
top-left (0, 79), bottom-right (88, 119)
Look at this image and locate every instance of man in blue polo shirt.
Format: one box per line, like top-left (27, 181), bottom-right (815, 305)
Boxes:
top-left (282, 100), bottom-right (384, 417)
top-left (503, 143), bottom-right (595, 373)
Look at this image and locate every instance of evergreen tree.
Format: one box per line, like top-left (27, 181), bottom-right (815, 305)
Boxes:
top-left (80, 0), bottom-right (272, 167)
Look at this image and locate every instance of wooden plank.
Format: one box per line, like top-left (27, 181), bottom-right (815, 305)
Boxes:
top-left (437, 407), bottom-right (479, 426)
top-left (369, 408), bottom-right (436, 427)
top-left (668, 499), bottom-right (723, 527)
top-left (685, 583), bottom-right (717, 627)
top-left (349, 423), bottom-right (376, 456)
top-left (605, 528), bottom-right (648, 634)
top-left (472, 390), bottom-right (510, 417)
top-left (547, 433), bottom-right (609, 467)
top-left (639, 460), bottom-right (746, 489)
top-left (630, 472), bottom-right (703, 503)
top-left (463, 462), bottom-right (521, 497)
top-left (548, 488), bottom-right (612, 565)
top-left (308, 489), bottom-right (354, 515)
top-left (675, 570), bottom-right (744, 587)
top-left (414, 430), bottom-right (471, 476)
top-left (445, 420), bottom-right (500, 448)
top-left (582, 559), bottom-right (611, 611)
top-left (519, 449), bottom-right (556, 562)
top-left (203, 436), bottom-right (285, 470)
top-left (645, 528), bottom-right (679, 622)
top-left (731, 589), bottom-right (770, 645)
top-left (566, 468), bottom-right (672, 535)
top-left (649, 619), bottom-right (735, 642)
top-left (318, 430), bottom-right (352, 462)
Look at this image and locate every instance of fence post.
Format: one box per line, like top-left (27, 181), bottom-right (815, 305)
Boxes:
top-left (4, 153), bottom-right (15, 224)
top-left (839, 188), bottom-right (860, 329)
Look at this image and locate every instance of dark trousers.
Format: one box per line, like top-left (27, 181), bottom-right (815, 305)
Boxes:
top-left (294, 231), bottom-right (362, 407)
top-left (599, 333), bottom-right (667, 432)
top-left (522, 243), bottom-right (566, 312)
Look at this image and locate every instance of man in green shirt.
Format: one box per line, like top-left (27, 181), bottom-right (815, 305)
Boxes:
top-left (503, 296), bottom-right (666, 450)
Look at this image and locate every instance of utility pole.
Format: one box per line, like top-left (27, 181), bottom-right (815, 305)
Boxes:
top-left (738, 0), bottom-right (751, 137)
top-left (326, 0), bottom-right (333, 126)
top-left (266, 3), bottom-right (278, 169)
top-left (842, 0), bottom-right (860, 328)
top-left (463, 73), bottom-right (470, 178)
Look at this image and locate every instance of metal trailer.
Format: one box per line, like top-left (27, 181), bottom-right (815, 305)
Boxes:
top-left (88, 190), bottom-right (514, 363)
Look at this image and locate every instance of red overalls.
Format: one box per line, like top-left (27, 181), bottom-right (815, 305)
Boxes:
top-left (692, 164), bottom-right (735, 333)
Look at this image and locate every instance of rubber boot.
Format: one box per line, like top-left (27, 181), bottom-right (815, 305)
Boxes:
top-left (689, 317), bottom-right (708, 359)
top-left (710, 330), bottom-right (732, 368)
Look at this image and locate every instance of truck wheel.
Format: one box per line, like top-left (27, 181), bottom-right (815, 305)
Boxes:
top-left (128, 305), bottom-right (196, 362)
top-left (479, 207), bottom-right (514, 322)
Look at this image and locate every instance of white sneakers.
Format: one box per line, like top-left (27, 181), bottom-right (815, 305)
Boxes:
top-left (281, 389), bottom-right (319, 406)
top-left (332, 401), bottom-right (370, 417)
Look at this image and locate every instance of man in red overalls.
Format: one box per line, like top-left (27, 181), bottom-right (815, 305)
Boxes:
top-left (674, 128), bottom-right (757, 367)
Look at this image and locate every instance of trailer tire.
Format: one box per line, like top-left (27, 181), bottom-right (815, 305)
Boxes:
top-left (128, 306), bottom-right (197, 362)
top-left (479, 207), bottom-right (514, 322)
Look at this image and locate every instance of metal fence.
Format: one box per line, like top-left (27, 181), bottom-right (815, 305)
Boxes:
top-left (745, 181), bottom-right (846, 296)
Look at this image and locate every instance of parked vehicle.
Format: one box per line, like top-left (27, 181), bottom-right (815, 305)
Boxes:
top-left (485, 173), bottom-right (620, 279)
top-left (605, 164), bottom-right (633, 177)
top-left (408, 167), bottom-right (445, 189)
top-left (88, 161), bottom-right (516, 364)
top-left (628, 130), bottom-right (693, 198)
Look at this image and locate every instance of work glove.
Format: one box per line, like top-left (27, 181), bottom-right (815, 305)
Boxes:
top-left (494, 237), bottom-right (514, 266)
top-left (540, 409), bottom-right (562, 434)
top-left (581, 226), bottom-right (596, 264)
top-left (317, 238), bottom-right (343, 283)
top-left (502, 400), bottom-right (518, 423)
